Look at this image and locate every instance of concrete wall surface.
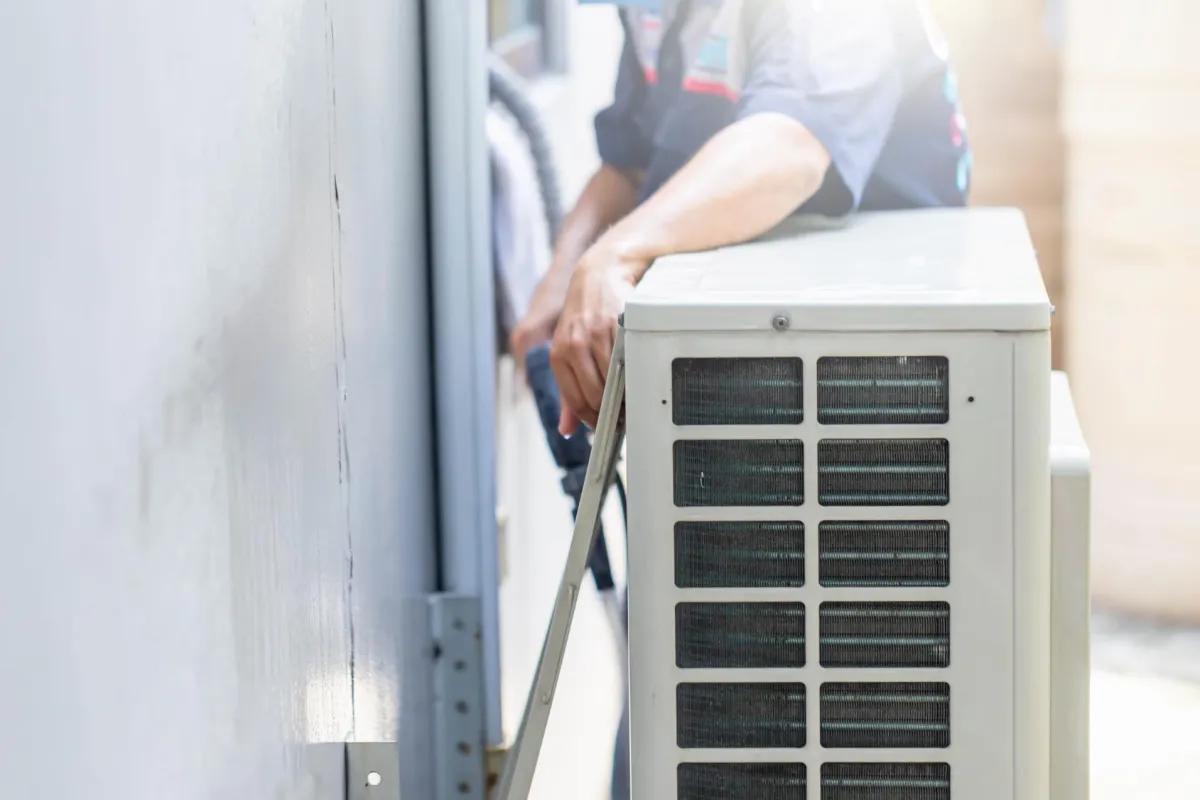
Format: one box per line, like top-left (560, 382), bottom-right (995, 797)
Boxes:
top-left (0, 1), bottom-right (436, 797)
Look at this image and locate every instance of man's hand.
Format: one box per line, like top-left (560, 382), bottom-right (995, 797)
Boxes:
top-left (509, 271), bottom-right (570, 368)
top-left (549, 250), bottom-right (643, 434)
top-left (534, 114), bottom-right (830, 434)
top-left (510, 166), bottom-right (643, 370)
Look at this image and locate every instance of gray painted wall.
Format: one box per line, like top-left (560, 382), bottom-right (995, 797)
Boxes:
top-left (0, 1), bottom-right (436, 797)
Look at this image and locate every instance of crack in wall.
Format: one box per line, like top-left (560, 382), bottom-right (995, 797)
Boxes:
top-left (323, 0), bottom-right (357, 738)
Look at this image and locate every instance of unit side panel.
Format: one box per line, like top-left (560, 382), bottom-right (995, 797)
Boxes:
top-left (625, 331), bottom-right (1015, 800)
top-left (1050, 467), bottom-right (1091, 800)
top-left (1049, 370), bottom-right (1091, 800)
top-left (1013, 333), bottom-right (1053, 800)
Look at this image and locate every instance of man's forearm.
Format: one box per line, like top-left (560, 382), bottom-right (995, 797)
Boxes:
top-left (586, 112), bottom-right (832, 282)
top-left (511, 164), bottom-right (641, 359)
top-left (544, 164), bottom-right (642, 289)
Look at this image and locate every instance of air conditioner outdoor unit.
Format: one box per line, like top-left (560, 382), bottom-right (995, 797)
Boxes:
top-left (499, 207), bottom-right (1091, 800)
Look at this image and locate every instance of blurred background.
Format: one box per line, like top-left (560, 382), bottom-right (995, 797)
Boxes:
top-left (3, 0), bottom-right (1200, 798)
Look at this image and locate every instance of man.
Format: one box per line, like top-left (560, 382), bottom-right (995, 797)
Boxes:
top-left (511, 0), bottom-right (970, 434)
top-left (510, 1), bottom-right (970, 795)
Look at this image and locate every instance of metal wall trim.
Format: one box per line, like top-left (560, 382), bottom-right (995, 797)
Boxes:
top-left (423, 0), bottom-right (504, 746)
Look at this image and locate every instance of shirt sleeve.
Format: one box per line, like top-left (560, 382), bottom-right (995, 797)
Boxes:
top-left (737, 0), bottom-right (904, 215)
top-left (594, 16), bottom-right (655, 173)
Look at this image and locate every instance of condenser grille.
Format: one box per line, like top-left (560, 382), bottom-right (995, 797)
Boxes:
top-left (676, 602), bottom-right (806, 669)
top-left (677, 683), bottom-right (807, 749)
top-left (819, 520), bottom-right (950, 587)
top-left (819, 602), bottom-right (950, 668)
top-left (818, 439), bottom-right (949, 506)
top-left (672, 357), bottom-right (804, 426)
top-left (675, 440), bottom-right (804, 507)
top-left (820, 682), bottom-right (950, 748)
top-left (821, 763), bottom-right (950, 800)
top-left (675, 521), bottom-right (805, 588)
top-left (677, 763), bottom-right (807, 800)
top-left (817, 356), bottom-right (949, 425)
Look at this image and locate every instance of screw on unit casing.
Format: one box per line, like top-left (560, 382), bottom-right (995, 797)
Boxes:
top-left (772, 313), bottom-right (790, 332)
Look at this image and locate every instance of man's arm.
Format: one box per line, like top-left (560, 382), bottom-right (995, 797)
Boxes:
top-left (551, 1), bottom-right (903, 432)
top-left (593, 112), bottom-right (830, 281)
top-left (509, 164), bottom-right (641, 359)
top-left (511, 11), bottom-right (650, 362)
top-left (550, 113), bottom-right (831, 432)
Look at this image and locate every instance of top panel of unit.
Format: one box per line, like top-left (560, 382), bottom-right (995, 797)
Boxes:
top-left (624, 208), bottom-right (1052, 333)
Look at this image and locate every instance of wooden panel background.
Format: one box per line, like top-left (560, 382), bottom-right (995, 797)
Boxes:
top-left (926, 0), bottom-right (1067, 368)
top-left (1059, 0), bottom-right (1200, 622)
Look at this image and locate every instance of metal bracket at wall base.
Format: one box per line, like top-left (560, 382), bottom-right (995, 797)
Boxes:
top-left (430, 593), bottom-right (489, 799)
top-left (485, 745), bottom-right (509, 796)
top-left (345, 743), bottom-right (403, 800)
top-left (342, 741), bottom-right (502, 800)
top-left (342, 595), bottom-right (488, 800)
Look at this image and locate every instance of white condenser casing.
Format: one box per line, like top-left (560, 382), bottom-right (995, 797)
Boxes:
top-left (620, 208), bottom-right (1090, 800)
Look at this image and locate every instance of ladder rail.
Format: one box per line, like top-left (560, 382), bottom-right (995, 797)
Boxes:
top-left (496, 326), bottom-right (627, 800)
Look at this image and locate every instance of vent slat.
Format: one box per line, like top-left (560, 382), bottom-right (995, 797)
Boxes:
top-left (676, 602), bottom-right (806, 669)
top-left (677, 683), bottom-right (806, 749)
top-left (819, 519), bottom-right (950, 588)
top-left (818, 356), bottom-right (949, 425)
top-left (818, 439), bottom-right (949, 507)
top-left (678, 763), bottom-right (807, 800)
top-left (673, 357), bottom-right (804, 426)
top-left (675, 521), bottom-right (804, 588)
top-left (821, 682), bottom-right (950, 749)
top-left (821, 763), bottom-right (950, 800)
top-left (675, 440), bottom-right (804, 507)
top-left (820, 602), bottom-right (950, 668)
